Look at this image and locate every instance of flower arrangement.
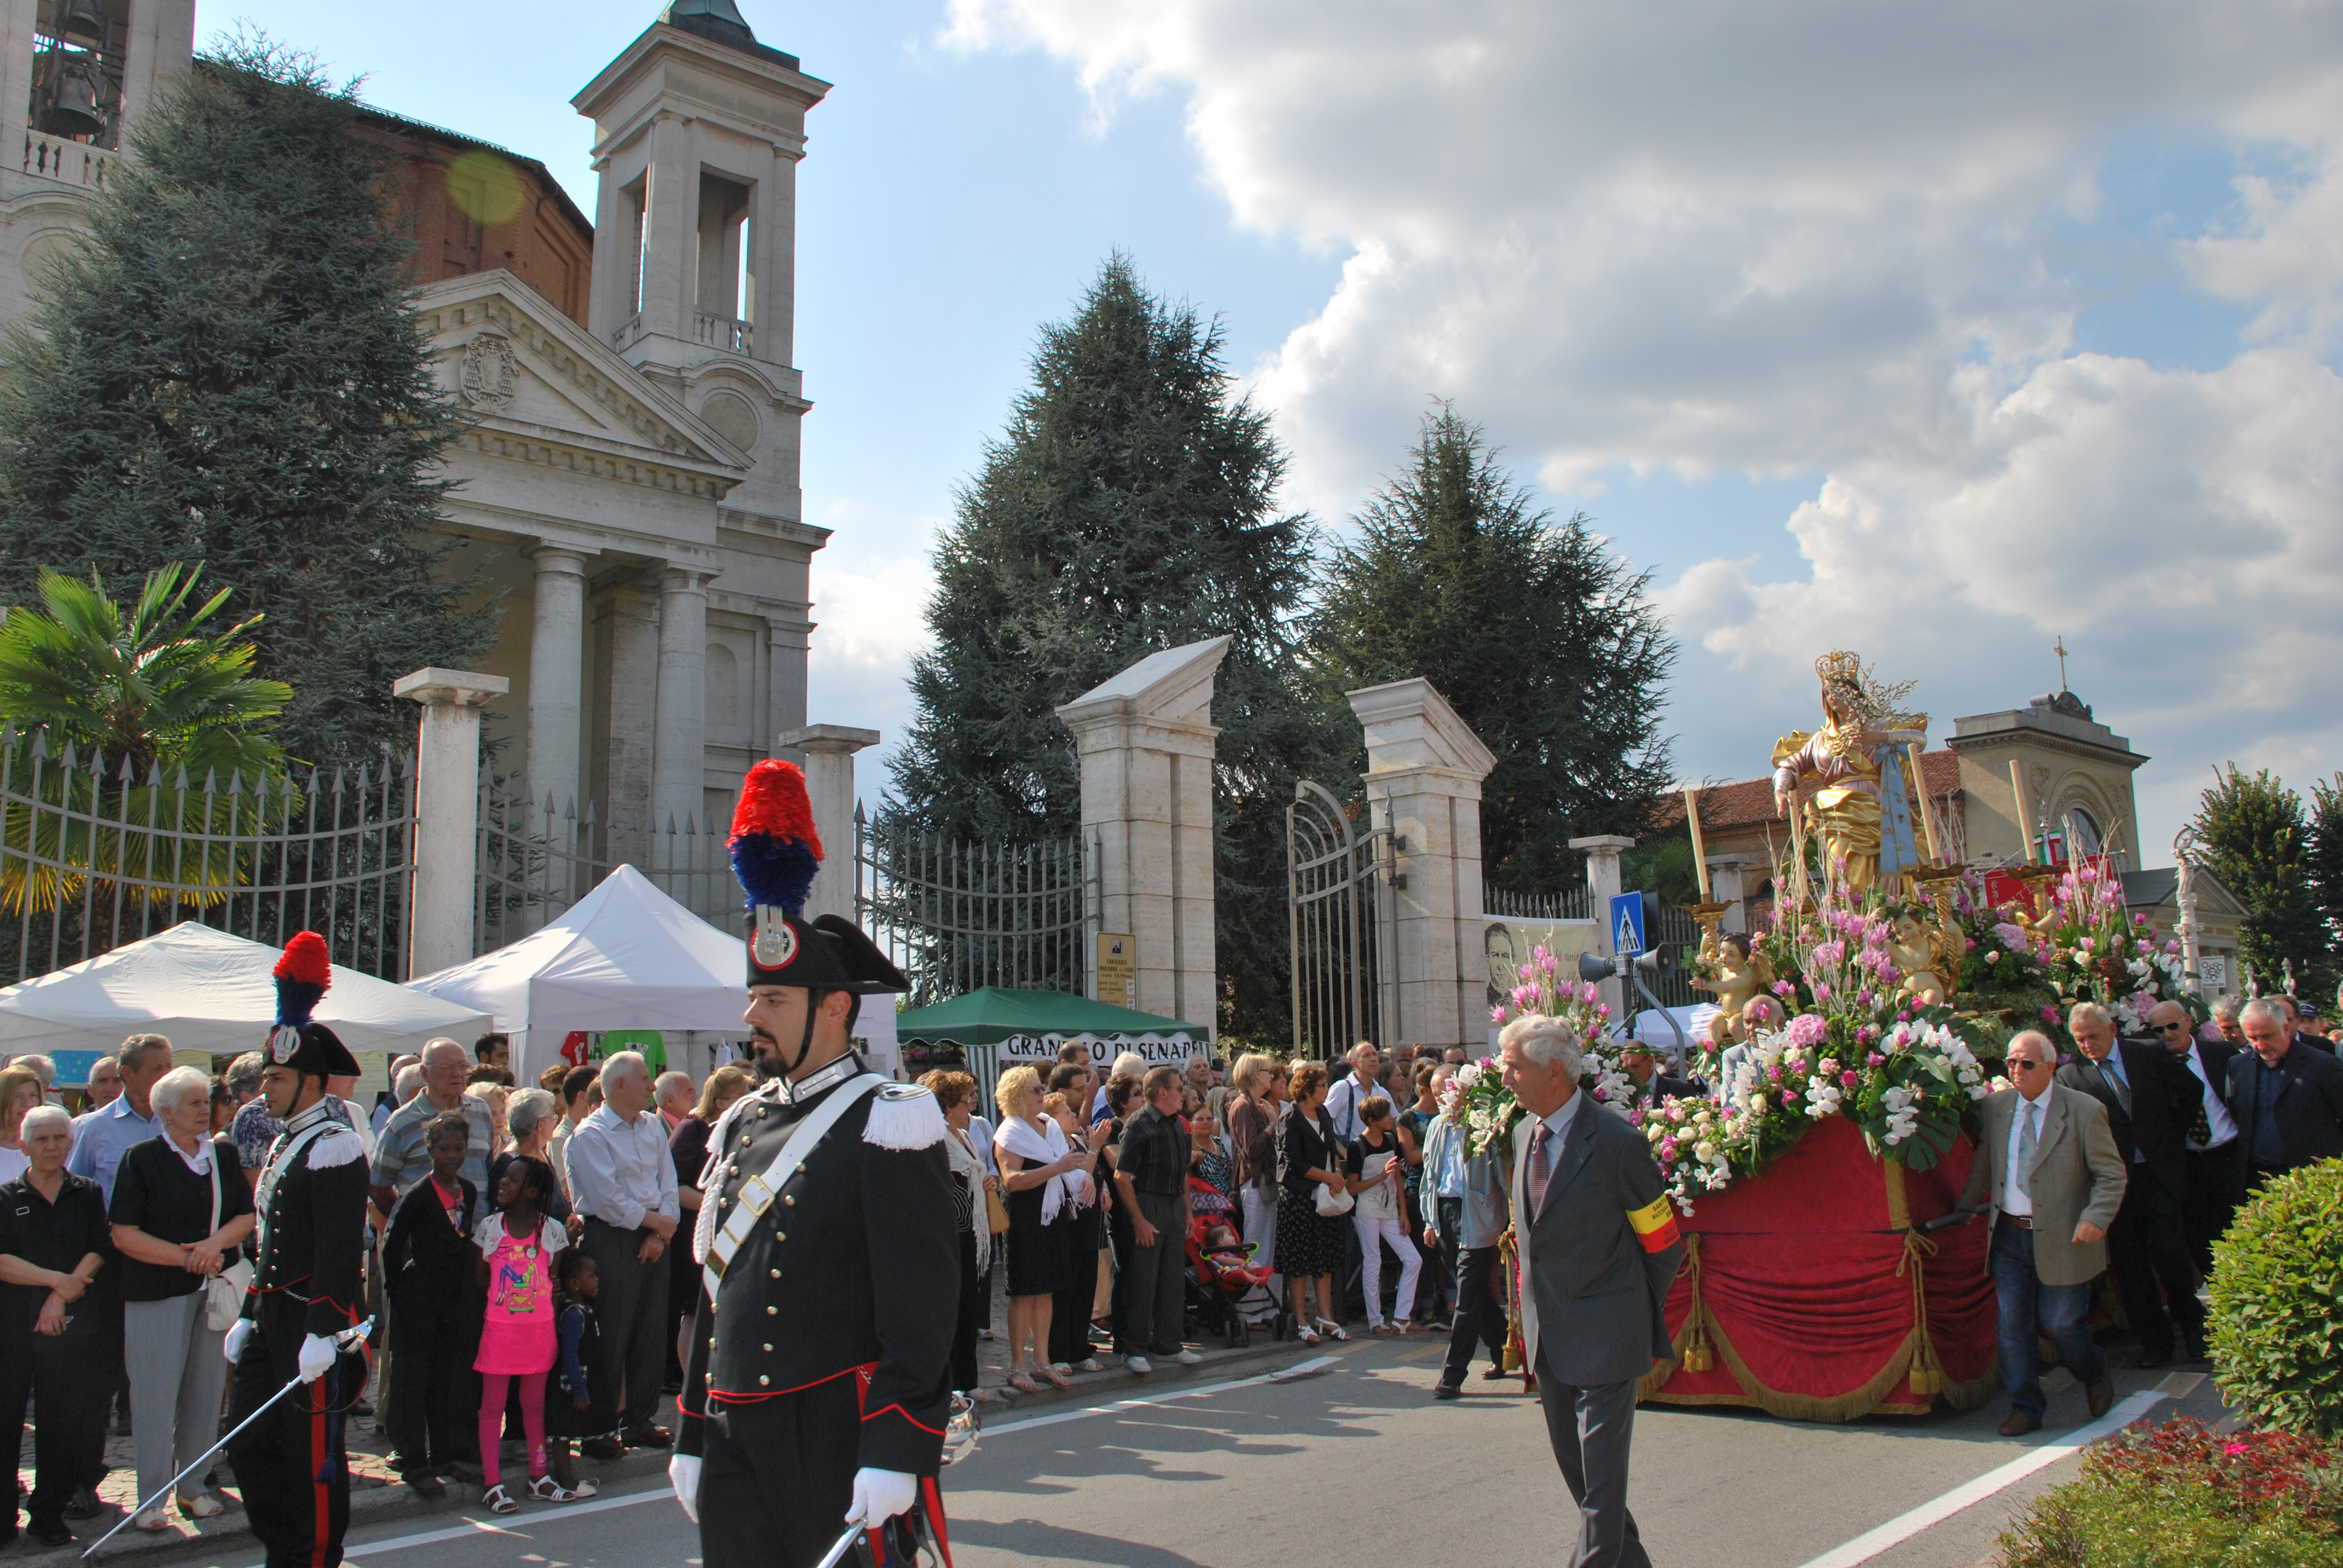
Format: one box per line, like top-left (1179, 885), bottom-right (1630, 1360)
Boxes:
top-left (1450, 945), bottom-right (1627, 1161)
top-left (2022, 860), bottom-right (2191, 1034)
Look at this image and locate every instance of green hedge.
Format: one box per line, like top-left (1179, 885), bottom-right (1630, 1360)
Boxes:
top-left (2207, 1157), bottom-right (2343, 1440)
top-left (1997, 1419), bottom-right (2343, 1567)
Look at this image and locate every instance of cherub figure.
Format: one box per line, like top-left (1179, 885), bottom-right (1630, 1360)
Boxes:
top-left (1698, 932), bottom-right (1777, 1046)
top-left (1887, 906), bottom-right (1962, 1009)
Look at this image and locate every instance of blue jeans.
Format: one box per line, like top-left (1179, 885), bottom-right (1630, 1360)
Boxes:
top-left (1991, 1220), bottom-right (2104, 1417)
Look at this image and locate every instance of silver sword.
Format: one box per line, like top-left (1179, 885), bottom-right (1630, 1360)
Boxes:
top-left (80, 1316), bottom-right (374, 1560)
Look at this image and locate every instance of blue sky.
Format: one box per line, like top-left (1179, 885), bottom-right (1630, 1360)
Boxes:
top-left (228, 1), bottom-right (2343, 866)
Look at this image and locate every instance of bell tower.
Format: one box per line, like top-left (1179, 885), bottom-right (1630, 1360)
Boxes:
top-left (0, 0), bottom-right (192, 324)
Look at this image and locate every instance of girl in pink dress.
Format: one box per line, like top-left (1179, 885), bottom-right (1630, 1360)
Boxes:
top-left (471, 1155), bottom-right (578, 1511)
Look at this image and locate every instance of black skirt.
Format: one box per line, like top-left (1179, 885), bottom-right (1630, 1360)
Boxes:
top-left (1274, 1191), bottom-right (1346, 1278)
top-left (1003, 1184), bottom-right (1072, 1298)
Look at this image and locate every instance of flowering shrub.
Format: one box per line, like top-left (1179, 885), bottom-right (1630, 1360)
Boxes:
top-left (1997, 1417), bottom-right (2343, 1567)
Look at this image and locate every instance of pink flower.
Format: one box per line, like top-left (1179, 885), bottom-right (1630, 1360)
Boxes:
top-left (1812, 983), bottom-right (1832, 1001)
top-left (1866, 1053), bottom-right (1886, 1067)
top-left (1772, 981), bottom-right (1793, 996)
top-left (1766, 1065), bottom-right (1783, 1083)
top-left (1627, 1108), bottom-right (1645, 1127)
top-left (2224, 1442), bottom-right (2248, 1455)
top-left (1781, 1091), bottom-right (1798, 1108)
top-left (1787, 1014), bottom-right (1829, 1048)
top-left (1841, 1070), bottom-right (1860, 1088)
top-left (1489, 1005), bottom-right (1506, 1024)
top-left (1857, 988), bottom-right (1875, 1006)
top-left (1519, 964), bottom-right (1535, 982)
top-left (1659, 1138), bottom-right (1679, 1160)
top-left (2040, 1006), bottom-right (2060, 1024)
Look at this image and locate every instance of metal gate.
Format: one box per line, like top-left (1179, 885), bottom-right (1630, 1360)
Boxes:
top-left (853, 805), bottom-right (1093, 1008)
top-left (0, 727), bottom-right (418, 984)
top-left (1286, 780), bottom-right (1395, 1057)
top-left (473, 779), bottom-right (737, 955)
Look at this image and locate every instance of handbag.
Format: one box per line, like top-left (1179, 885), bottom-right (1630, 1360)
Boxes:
top-left (1314, 1181), bottom-right (1355, 1218)
top-left (205, 1145), bottom-right (255, 1332)
top-left (986, 1185), bottom-right (1012, 1235)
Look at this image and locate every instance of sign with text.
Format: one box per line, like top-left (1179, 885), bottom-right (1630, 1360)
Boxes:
top-left (1096, 932), bottom-right (1137, 1005)
top-left (996, 1032), bottom-right (1196, 1068)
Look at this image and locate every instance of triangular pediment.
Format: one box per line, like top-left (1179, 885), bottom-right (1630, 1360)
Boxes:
top-left (410, 270), bottom-right (752, 477)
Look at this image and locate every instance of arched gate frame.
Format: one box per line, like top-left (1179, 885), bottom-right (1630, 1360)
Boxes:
top-left (1286, 781), bottom-right (1397, 1056)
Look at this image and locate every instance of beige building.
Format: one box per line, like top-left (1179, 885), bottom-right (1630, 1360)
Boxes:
top-left (0, 0), bottom-right (830, 867)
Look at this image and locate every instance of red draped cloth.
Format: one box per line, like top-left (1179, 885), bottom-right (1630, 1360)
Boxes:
top-left (1636, 1115), bottom-right (1999, 1420)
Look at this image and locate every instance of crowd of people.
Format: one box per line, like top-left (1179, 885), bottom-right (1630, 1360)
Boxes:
top-left (0, 981), bottom-right (2335, 1546)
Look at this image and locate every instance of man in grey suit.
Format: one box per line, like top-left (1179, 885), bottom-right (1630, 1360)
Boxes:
top-left (1957, 1030), bottom-right (2126, 1436)
top-left (1502, 1015), bottom-right (1685, 1568)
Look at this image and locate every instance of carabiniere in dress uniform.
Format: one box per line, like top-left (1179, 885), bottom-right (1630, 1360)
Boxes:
top-left (669, 759), bottom-right (967, 1568)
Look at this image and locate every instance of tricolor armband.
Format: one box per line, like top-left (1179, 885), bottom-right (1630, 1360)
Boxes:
top-left (1627, 1195), bottom-right (1681, 1253)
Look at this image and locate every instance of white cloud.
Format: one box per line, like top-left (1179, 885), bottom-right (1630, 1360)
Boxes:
top-left (947, 0), bottom-right (2343, 855)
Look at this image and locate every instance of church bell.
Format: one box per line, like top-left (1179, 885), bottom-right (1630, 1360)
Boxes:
top-left (37, 53), bottom-right (106, 140)
top-left (50, 0), bottom-right (105, 47)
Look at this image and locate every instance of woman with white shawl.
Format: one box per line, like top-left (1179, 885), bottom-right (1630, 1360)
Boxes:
top-left (992, 1065), bottom-right (1093, 1391)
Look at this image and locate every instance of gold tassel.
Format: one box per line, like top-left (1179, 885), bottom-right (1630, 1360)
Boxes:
top-left (1898, 1230), bottom-right (1944, 1397)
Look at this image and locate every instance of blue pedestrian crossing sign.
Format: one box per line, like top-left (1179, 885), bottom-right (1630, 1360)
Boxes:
top-left (1610, 892), bottom-right (1648, 959)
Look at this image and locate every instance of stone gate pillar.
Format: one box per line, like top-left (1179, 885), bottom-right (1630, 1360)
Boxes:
top-left (777, 724), bottom-right (879, 923)
top-left (1571, 833), bottom-right (1635, 1024)
top-left (1349, 679), bottom-right (1497, 1054)
top-left (1056, 637), bottom-right (1229, 1036)
top-left (397, 667), bottom-right (508, 979)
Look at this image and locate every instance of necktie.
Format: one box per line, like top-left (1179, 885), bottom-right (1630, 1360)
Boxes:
top-left (1528, 1122), bottom-right (1555, 1212)
top-left (2099, 1058), bottom-right (2132, 1115)
top-left (2187, 1052), bottom-right (2213, 1146)
top-left (2016, 1100), bottom-right (2039, 1201)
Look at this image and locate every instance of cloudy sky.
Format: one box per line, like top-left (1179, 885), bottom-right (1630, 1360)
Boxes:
top-left (252, 0), bottom-right (2342, 866)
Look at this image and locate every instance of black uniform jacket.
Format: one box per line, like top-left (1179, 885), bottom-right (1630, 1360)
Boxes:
top-left (2054, 1039), bottom-right (2198, 1201)
top-left (244, 1099), bottom-right (370, 1338)
top-left (678, 1060), bottom-right (958, 1475)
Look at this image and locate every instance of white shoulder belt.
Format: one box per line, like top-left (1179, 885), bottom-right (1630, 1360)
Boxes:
top-left (700, 1072), bottom-right (886, 1304)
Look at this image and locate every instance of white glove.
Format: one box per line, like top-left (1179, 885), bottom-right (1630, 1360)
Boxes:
top-left (296, 1333), bottom-right (336, 1384)
top-left (222, 1319), bottom-right (254, 1365)
top-left (669, 1454), bottom-right (701, 1524)
top-left (846, 1467), bottom-right (919, 1529)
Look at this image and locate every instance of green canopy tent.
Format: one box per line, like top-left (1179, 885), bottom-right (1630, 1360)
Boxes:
top-left (895, 987), bottom-right (1200, 1116)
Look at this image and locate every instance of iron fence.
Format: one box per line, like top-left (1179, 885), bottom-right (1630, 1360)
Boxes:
top-left (0, 728), bottom-right (416, 984)
top-left (1484, 884), bottom-right (1592, 923)
top-left (852, 805), bottom-right (1092, 1007)
top-left (473, 780), bottom-right (739, 955)
top-left (1286, 781), bottom-right (1395, 1057)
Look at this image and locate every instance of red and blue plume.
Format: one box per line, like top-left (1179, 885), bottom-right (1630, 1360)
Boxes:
top-left (272, 931), bottom-right (333, 1029)
top-left (729, 760), bottom-right (822, 916)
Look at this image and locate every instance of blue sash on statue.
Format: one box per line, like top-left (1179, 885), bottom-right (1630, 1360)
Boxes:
top-left (1873, 744), bottom-right (1923, 880)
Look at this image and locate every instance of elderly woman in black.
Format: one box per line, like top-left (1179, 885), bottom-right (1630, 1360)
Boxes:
top-left (109, 1065), bottom-right (255, 1530)
top-left (0, 1105), bottom-right (111, 1549)
top-left (1274, 1062), bottom-right (1351, 1345)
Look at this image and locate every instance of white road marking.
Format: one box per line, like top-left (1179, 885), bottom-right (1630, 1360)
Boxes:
top-left (1794, 1389), bottom-right (2176, 1568)
top-left (314, 1355), bottom-right (1348, 1562)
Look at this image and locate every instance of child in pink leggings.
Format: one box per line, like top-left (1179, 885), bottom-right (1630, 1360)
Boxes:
top-left (471, 1155), bottom-right (581, 1511)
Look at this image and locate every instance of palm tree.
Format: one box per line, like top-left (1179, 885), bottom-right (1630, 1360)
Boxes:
top-left (0, 563), bottom-right (293, 914)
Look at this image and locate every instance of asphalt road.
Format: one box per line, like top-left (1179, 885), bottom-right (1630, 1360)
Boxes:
top-left (210, 1339), bottom-right (2228, 1568)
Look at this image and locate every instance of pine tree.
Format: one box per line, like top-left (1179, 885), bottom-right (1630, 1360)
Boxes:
top-left (1304, 405), bottom-right (1677, 893)
top-left (0, 36), bottom-right (493, 766)
top-left (891, 255), bottom-right (1341, 1039)
top-left (2193, 765), bottom-right (2328, 993)
top-left (2308, 774), bottom-right (2343, 975)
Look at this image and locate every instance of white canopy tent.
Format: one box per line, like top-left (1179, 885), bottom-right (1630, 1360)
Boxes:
top-left (0, 922), bottom-right (491, 1089)
top-left (406, 865), bottom-right (752, 1083)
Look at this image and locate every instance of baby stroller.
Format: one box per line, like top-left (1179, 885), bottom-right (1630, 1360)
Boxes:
top-left (1183, 1180), bottom-right (1286, 1347)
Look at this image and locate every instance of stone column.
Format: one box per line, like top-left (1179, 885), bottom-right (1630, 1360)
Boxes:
top-left (525, 546), bottom-right (591, 820)
top-left (396, 668), bottom-right (509, 980)
top-left (1056, 637), bottom-right (1229, 1034)
top-left (1348, 679), bottom-right (1498, 1054)
top-left (592, 581), bottom-right (661, 864)
top-left (776, 725), bottom-right (879, 923)
top-left (1706, 852), bottom-right (1766, 936)
top-left (640, 113), bottom-right (693, 342)
top-left (652, 567), bottom-right (711, 832)
top-left (1571, 834), bottom-right (1636, 1024)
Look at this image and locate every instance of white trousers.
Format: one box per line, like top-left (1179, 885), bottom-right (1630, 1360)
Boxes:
top-left (1240, 1185), bottom-right (1278, 1270)
top-left (1354, 1212), bottom-right (1423, 1326)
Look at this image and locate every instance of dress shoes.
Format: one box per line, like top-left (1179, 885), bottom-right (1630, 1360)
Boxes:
top-left (622, 1424), bottom-right (674, 1449)
top-left (1431, 1383), bottom-right (1461, 1401)
top-left (1478, 1364), bottom-right (1509, 1380)
top-left (404, 1474), bottom-right (445, 1501)
top-left (579, 1437), bottom-right (626, 1462)
top-left (2086, 1373), bottom-right (2116, 1420)
top-left (62, 1486), bottom-right (102, 1520)
top-left (30, 1518), bottom-right (75, 1548)
top-left (1998, 1410), bottom-right (2043, 1437)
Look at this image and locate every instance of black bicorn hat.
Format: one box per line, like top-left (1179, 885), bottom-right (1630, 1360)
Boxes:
top-left (268, 932), bottom-right (361, 1078)
top-left (728, 762), bottom-right (908, 995)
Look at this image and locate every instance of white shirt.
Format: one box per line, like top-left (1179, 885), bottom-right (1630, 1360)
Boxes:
top-left (2004, 1087), bottom-right (2050, 1217)
top-left (563, 1105), bottom-right (681, 1231)
top-left (2179, 1044), bottom-right (2241, 1151)
top-left (1325, 1073), bottom-right (1377, 1141)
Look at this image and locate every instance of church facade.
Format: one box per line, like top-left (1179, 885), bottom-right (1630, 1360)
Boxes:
top-left (0, 0), bottom-right (828, 861)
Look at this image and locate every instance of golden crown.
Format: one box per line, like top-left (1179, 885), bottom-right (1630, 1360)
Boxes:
top-left (1815, 650), bottom-right (1862, 685)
